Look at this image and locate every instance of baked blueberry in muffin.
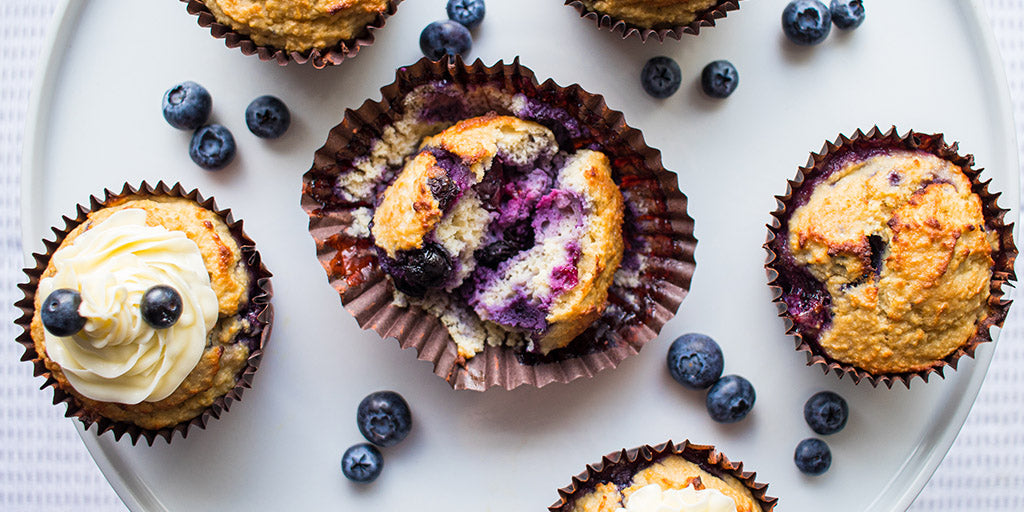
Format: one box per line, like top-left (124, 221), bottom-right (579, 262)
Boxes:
top-left (371, 115), bottom-right (624, 357)
top-left (767, 129), bottom-right (1015, 383)
top-left (551, 441), bottom-right (774, 512)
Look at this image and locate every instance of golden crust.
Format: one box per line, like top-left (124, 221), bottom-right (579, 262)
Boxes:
top-left (30, 197), bottom-right (252, 430)
top-left (371, 152), bottom-right (445, 257)
top-left (787, 151), bottom-right (997, 374)
top-left (572, 456), bottom-right (762, 512)
top-left (579, 0), bottom-right (720, 28)
top-left (541, 150), bottom-right (624, 353)
top-left (201, 0), bottom-right (389, 52)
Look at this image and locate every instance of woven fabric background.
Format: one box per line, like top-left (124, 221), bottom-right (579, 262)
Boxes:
top-left (0, 1), bottom-right (1021, 510)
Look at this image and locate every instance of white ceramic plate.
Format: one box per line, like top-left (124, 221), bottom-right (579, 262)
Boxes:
top-left (22, 0), bottom-right (1019, 510)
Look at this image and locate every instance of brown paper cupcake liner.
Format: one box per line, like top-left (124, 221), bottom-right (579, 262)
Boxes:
top-left (15, 181), bottom-right (274, 445)
top-left (564, 0), bottom-right (742, 42)
top-left (549, 440), bottom-right (778, 511)
top-left (182, 0), bottom-right (402, 68)
top-left (302, 56), bottom-right (697, 391)
top-left (765, 127), bottom-right (1017, 388)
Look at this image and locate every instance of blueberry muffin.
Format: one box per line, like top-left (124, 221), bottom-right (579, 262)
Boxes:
top-left (302, 58), bottom-right (697, 390)
top-left (551, 441), bottom-right (775, 512)
top-left (370, 114), bottom-right (624, 357)
top-left (566, 0), bottom-right (741, 39)
top-left (184, 0), bottom-right (400, 66)
top-left (17, 184), bottom-right (272, 443)
top-left (767, 129), bottom-right (1016, 384)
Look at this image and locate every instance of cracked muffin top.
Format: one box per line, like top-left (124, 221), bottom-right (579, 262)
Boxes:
top-left (784, 149), bottom-right (998, 374)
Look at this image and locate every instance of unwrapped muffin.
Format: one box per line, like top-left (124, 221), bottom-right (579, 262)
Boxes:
top-left (302, 57), bottom-right (697, 390)
top-left (183, 0), bottom-right (401, 67)
top-left (550, 440), bottom-right (776, 512)
top-left (16, 182), bottom-right (273, 444)
top-left (766, 128), bottom-right (1016, 386)
top-left (565, 0), bottom-right (742, 41)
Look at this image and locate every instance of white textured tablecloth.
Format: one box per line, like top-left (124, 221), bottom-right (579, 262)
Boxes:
top-left (1, 1), bottom-right (1022, 510)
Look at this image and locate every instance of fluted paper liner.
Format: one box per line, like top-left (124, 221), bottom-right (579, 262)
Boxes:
top-left (302, 56), bottom-right (697, 391)
top-left (549, 440), bottom-right (777, 511)
top-left (765, 127), bottom-right (1017, 388)
top-left (15, 182), bottom-right (274, 445)
top-left (564, 0), bottom-right (742, 42)
top-left (182, 0), bottom-right (402, 68)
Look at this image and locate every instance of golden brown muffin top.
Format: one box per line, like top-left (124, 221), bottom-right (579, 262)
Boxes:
top-left (571, 455), bottom-right (762, 512)
top-left (578, 0), bottom-right (720, 28)
top-left (787, 151), bottom-right (997, 373)
top-left (202, 0), bottom-right (389, 52)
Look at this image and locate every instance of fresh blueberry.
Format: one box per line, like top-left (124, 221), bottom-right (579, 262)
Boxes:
top-left (244, 95), bottom-right (290, 139)
top-left (420, 20), bottom-right (472, 61)
top-left (804, 391), bottom-right (848, 435)
top-left (782, 0), bottom-right (832, 46)
top-left (357, 391), bottom-right (413, 447)
top-left (700, 60), bottom-right (739, 99)
top-left (40, 288), bottom-right (86, 337)
top-left (830, 0), bottom-right (864, 30)
top-left (705, 375), bottom-right (755, 423)
top-left (640, 56), bottom-right (682, 99)
top-left (389, 242), bottom-right (452, 297)
top-left (162, 81), bottom-right (212, 130)
top-left (140, 285), bottom-right (183, 329)
top-left (446, 0), bottom-right (485, 29)
top-left (794, 438), bottom-right (832, 475)
top-left (667, 333), bottom-right (724, 390)
top-left (341, 443), bottom-right (384, 483)
top-left (189, 124), bottom-right (236, 170)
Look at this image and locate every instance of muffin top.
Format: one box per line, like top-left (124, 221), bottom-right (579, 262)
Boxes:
top-left (786, 150), bottom-right (998, 373)
top-left (31, 196), bottom-right (253, 429)
top-left (201, 0), bottom-right (390, 52)
top-left (570, 455), bottom-right (762, 512)
top-left (578, 0), bottom-right (721, 29)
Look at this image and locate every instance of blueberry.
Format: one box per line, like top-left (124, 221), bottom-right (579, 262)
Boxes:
top-left (40, 288), bottom-right (86, 337)
top-left (830, 0), bottom-right (864, 30)
top-left (700, 60), bottom-right (739, 99)
top-left (427, 174), bottom-right (459, 211)
top-left (794, 438), bottom-right (832, 475)
top-left (419, 20), bottom-right (472, 61)
top-left (446, 0), bottom-right (485, 29)
top-left (189, 124), bottom-right (236, 170)
top-left (140, 285), bottom-right (183, 329)
top-left (667, 333), bottom-right (724, 390)
top-left (705, 375), bottom-right (755, 423)
top-left (504, 221), bottom-right (535, 250)
top-left (244, 95), bottom-right (290, 139)
top-left (640, 56), bottom-right (682, 99)
top-left (804, 391), bottom-right (848, 435)
top-left (389, 242), bottom-right (452, 297)
top-left (162, 81), bottom-right (212, 130)
top-left (782, 0), bottom-right (832, 46)
top-left (476, 240), bottom-right (519, 269)
top-left (341, 443), bottom-right (384, 483)
top-left (357, 391), bottom-right (412, 447)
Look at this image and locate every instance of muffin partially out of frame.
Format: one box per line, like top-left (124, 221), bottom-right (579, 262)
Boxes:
top-left (550, 440), bottom-right (776, 512)
top-left (766, 128), bottom-right (1016, 386)
top-left (565, 0), bottom-right (742, 41)
top-left (16, 182), bottom-right (273, 444)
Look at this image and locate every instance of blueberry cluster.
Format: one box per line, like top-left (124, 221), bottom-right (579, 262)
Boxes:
top-left (161, 81), bottom-right (290, 170)
top-left (794, 390), bottom-right (849, 476)
top-left (640, 56), bottom-right (739, 100)
top-left (341, 391), bottom-right (414, 483)
top-left (666, 333), bottom-right (755, 423)
top-left (419, 0), bottom-right (485, 61)
top-left (781, 0), bottom-right (865, 46)
top-left (41, 286), bottom-right (183, 337)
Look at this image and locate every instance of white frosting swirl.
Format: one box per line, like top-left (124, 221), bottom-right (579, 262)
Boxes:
top-left (616, 484), bottom-right (737, 512)
top-left (38, 209), bottom-right (219, 404)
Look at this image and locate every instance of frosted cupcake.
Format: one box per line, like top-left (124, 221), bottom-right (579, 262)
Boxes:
top-left (16, 183), bottom-right (272, 444)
